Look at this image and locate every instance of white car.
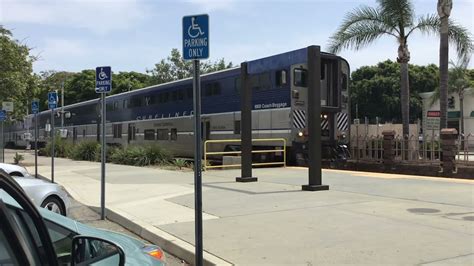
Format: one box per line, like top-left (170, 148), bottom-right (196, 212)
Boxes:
top-left (0, 163), bottom-right (70, 216)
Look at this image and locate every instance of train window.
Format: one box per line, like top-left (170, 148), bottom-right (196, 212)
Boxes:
top-left (234, 78), bottom-right (241, 94)
top-left (294, 68), bottom-right (307, 87)
top-left (170, 128), bottom-right (177, 141)
top-left (144, 96), bottom-right (152, 106)
top-left (259, 73), bottom-right (271, 90)
top-left (234, 120), bottom-right (241, 134)
top-left (342, 73), bottom-right (348, 91)
top-left (123, 99), bottom-right (129, 109)
top-left (113, 101), bottom-right (119, 110)
top-left (144, 129), bottom-right (155, 140)
top-left (321, 64), bottom-right (326, 80)
top-left (106, 103), bottom-right (113, 112)
top-left (276, 70), bottom-right (287, 87)
top-left (205, 83), bottom-right (221, 96)
top-left (249, 75), bottom-right (259, 90)
top-left (113, 124), bottom-right (122, 138)
top-left (187, 88), bottom-right (193, 99)
top-left (157, 129), bottom-right (169, 140)
top-left (172, 91), bottom-right (178, 102)
top-left (178, 90), bottom-right (185, 101)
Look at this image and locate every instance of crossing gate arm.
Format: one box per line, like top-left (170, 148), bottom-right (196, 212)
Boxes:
top-left (204, 138), bottom-right (287, 170)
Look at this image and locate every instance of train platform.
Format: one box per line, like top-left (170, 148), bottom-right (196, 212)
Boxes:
top-left (6, 149), bottom-right (474, 265)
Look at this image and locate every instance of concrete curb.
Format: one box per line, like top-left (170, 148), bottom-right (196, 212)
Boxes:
top-left (88, 206), bottom-right (232, 266)
top-left (35, 174), bottom-right (232, 266)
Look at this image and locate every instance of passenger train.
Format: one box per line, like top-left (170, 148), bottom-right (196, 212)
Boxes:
top-left (6, 47), bottom-right (350, 165)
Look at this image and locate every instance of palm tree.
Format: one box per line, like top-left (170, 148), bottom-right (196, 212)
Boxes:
top-left (437, 0), bottom-right (452, 131)
top-left (328, 0), bottom-right (473, 139)
top-left (430, 57), bottom-right (472, 137)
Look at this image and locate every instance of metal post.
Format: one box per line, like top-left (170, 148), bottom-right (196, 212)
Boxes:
top-left (61, 82), bottom-right (64, 129)
top-left (236, 62), bottom-right (257, 182)
top-left (192, 59), bottom-right (203, 266)
top-left (101, 93), bottom-right (106, 220)
top-left (51, 109), bottom-right (55, 183)
top-left (1, 121), bottom-right (4, 163)
top-left (35, 113), bottom-right (38, 178)
top-left (302, 45), bottom-right (329, 191)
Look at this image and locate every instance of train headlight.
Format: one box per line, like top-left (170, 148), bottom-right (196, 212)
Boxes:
top-left (298, 131), bottom-right (304, 137)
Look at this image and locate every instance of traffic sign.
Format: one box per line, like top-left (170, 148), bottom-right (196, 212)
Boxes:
top-left (48, 91), bottom-right (57, 109)
top-left (0, 110), bottom-right (6, 121)
top-left (183, 14), bottom-right (209, 60)
top-left (32, 100), bottom-right (39, 114)
top-left (2, 102), bottom-right (13, 112)
top-left (96, 66), bottom-right (112, 93)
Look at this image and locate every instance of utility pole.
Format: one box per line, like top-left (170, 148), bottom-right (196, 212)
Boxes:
top-left (61, 81), bottom-right (65, 129)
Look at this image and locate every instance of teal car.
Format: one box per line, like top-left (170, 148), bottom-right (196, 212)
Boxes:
top-left (0, 170), bottom-right (165, 266)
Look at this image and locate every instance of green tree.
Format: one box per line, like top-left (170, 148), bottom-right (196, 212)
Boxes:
top-left (0, 26), bottom-right (37, 119)
top-left (328, 0), bottom-right (473, 138)
top-left (64, 70), bottom-right (98, 104)
top-left (35, 71), bottom-right (75, 111)
top-left (147, 48), bottom-right (232, 84)
top-left (112, 71), bottom-right (153, 94)
top-left (430, 57), bottom-right (472, 136)
top-left (351, 60), bottom-right (439, 123)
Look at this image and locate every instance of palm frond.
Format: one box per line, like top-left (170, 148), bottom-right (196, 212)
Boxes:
top-left (327, 6), bottom-right (396, 53)
top-left (429, 88), bottom-right (441, 107)
top-left (448, 20), bottom-right (474, 61)
top-left (406, 14), bottom-right (439, 37)
top-left (378, 0), bottom-right (415, 29)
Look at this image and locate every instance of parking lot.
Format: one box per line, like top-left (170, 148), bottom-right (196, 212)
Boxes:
top-left (6, 149), bottom-right (474, 265)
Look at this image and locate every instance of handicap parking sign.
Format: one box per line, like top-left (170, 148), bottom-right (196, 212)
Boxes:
top-left (48, 91), bottom-right (57, 109)
top-left (32, 100), bottom-right (39, 114)
top-left (183, 14), bottom-right (209, 60)
top-left (0, 110), bottom-right (6, 121)
top-left (96, 66), bottom-right (112, 93)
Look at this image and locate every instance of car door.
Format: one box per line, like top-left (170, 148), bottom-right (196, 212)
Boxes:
top-left (0, 170), bottom-right (59, 266)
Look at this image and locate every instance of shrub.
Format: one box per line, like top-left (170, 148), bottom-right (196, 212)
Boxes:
top-left (42, 136), bottom-right (72, 158)
top-left (172, 158), bottom-right (188, 169)
top-left (69, 141), bottom-right (100, 161)
top-left (109, 145), bottom-right (172, 166)
top-left (13, 153), bottom-right (24, 164)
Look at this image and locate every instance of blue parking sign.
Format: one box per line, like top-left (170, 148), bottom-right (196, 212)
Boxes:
top-left (0, 110), bottom-right (6, 121)
top-left (48, 91), bottom-right (57, 109)
top-left (183, 14), bottom-right (209, 60)
top-left (96, 66), bottom-right (112, 93)
top-left (32, 100), bottom-right (39, 114)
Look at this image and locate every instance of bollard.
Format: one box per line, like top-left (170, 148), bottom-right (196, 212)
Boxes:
top-left (440, 128), bottom-right (458, 173)
top-left (382, 130), bottom-right (396, 169)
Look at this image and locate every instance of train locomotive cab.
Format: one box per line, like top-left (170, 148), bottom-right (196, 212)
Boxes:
top-left (289, 54), bottom-right (350, 166)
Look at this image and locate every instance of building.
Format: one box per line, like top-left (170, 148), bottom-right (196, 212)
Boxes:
top-left (419, 89), bottom-right (474, 136)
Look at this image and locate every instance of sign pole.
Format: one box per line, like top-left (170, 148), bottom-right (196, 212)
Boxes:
top-left (1, 121), bottom-right (4, 163)
top-left (95, 66), bottom-right (111, 220)
top-left (51, 108), bottom-right (55, 183)
top-left (100, 92), bottom-right (106, 220)
top-left (35, 113), bottom-right (38, 178)
top-left (192, 59), bottom-right (203, 266)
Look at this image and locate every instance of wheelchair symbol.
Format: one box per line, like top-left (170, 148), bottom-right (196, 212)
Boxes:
top-left (188, 17), bottom-right (204, 38)
top-left (98, 68), bottom-right (108, 80)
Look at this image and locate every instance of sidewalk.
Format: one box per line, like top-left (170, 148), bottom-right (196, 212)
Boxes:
top-left (8, 149), bottom-right (474, 265)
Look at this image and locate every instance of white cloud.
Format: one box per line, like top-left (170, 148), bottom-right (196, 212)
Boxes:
top-left (1, 0), bottom-right (150, 34)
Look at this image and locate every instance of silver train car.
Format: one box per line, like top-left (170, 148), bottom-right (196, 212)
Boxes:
top-left (7, 47), bottom-right (350, 165)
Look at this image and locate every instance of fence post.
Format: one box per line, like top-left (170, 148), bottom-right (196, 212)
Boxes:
top-left (382, 130), bottom-right (395, 168)
top-left (440, 128), bottom-right (458, 173)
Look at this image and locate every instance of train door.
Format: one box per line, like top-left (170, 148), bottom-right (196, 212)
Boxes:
top-left (201, 119), bottom-right (211, 141)
top-left (128, 123), bottom-right (136, 144)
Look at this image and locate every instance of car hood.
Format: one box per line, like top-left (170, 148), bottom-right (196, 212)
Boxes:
top-left (14, 177), bottom-right (57, 188)
top-left (40, 209), bottom-right (163, 265)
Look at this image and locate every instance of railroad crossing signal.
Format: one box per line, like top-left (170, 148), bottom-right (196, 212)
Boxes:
top-left (48, 92), bottom-right (57, 109)
top-left (183, 14), bottom-right (209, 60)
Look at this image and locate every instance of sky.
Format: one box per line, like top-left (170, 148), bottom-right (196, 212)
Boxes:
top-left (1, 0), bottom-right (473, 74)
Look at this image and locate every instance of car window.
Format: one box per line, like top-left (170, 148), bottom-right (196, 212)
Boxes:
top-left (0, 227), bottom-right (20, 265)
top-left (17, 207), bottom-right (76, 265)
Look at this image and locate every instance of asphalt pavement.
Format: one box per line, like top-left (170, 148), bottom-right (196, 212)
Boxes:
top-left (7, 149), bottom-right (474, 265)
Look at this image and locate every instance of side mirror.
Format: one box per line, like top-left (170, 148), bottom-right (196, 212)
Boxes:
top-left (71, 236), bottom-right (125, 266)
